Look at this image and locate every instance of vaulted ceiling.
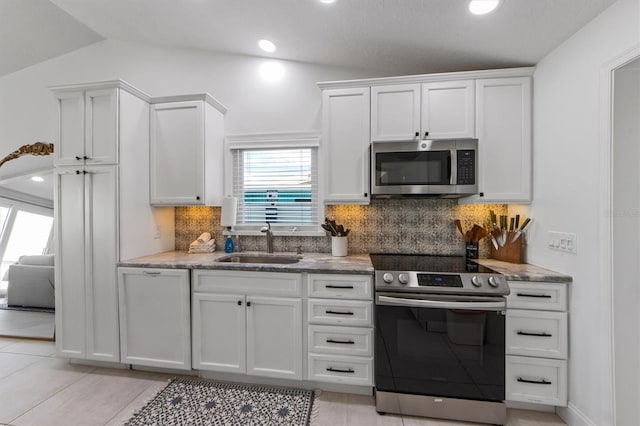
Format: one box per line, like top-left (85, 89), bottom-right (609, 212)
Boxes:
top-left (2, 0), bottom-right (618, 78)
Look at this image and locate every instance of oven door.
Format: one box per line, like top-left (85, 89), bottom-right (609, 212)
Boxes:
top-left (375, 292), bottom-right (505, 402)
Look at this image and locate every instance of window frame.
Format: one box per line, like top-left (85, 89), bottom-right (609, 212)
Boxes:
top-left (225, 131), bottom-right (325, 236)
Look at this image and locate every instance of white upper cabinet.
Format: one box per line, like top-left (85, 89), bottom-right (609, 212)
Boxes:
top-left (150, 95), bottom-right (226, 206)
top-left (421, 80), bottom-right (475, 139)
top-left (322, 87), bottom-right (371, 204)
top-left (461, 77), bottom-right (532, 204)
top-left (54, 88), bottom-right (118, 166)
top-left (371, 84), bottom-right (421, 141)
top-left (371, 80), bottom-right (475, 141)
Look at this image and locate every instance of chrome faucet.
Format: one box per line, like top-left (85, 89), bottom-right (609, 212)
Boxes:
top-left (260, 222), bottom-right (274, 253)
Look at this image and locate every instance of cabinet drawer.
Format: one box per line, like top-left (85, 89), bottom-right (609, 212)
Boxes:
top-left (192, 270), bottom-right (301, 296)
top-left (308, 353), bottom-right (373, 386)
top-left (308, 325), bottom-right (373, 357)
top-left (308, 299), bottom-right (373, 326)
top-left (507, 282), bottom-right (567, 311)
top-left (506, 355), bottom-right (567, 406)
top-left (506, 310), bottom-right (567, 359)
top-left (307, 274), bottom-right (372, 300)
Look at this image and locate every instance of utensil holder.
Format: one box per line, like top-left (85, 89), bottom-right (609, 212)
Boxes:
top-left (490, 231), bottom-right (526, 263)
top-left (331, 236), bottom-right (348, 257)
top-left (465, 242), bottom-right (479, 259)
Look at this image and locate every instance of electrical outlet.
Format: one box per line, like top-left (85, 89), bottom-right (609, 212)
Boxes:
top-left (548, 231), bottom-right (577, 253)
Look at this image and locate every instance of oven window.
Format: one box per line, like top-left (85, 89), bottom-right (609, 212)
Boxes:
top-left (375, 304), bottom-right (505, 402)
top-left (375, 151), bottom-right (450, 186)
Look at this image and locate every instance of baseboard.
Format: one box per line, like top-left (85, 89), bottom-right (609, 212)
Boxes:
top-left (557, 402), bottom-right (597, 426)
top-left (506, 400), bottom-right (556, 412)
top-left (68, 358), bottom-right (128, 369)
top-left (131, 365), bottom-right (199, 376)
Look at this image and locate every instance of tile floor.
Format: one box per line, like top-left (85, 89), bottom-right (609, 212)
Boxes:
top-left (0, 309), bottom-right (55, 340)
top-left (0, 337), bottom-right (566, 426)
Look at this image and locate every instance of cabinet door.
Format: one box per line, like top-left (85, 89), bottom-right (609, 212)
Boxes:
top-left (322, 88), bottom-right (370, 204)
top-left (371, 84), bottom-right (421, 141)
top-left (421, 80), bottom-right (475, 139)
top-left (54, 91), bottom-right (85, 166)
top-left (193, 293), bottom-right (246, 373)
top-left (246, 296), bottom-right (303, 380)
top-left (150, 101), bottom-right (205, 205)
top-left (118, 268), bottom-right (191, 370)
top-left (85, 166), bottom-right (120, 362)
top-left (85, 88), bottom-right (118, 165)
top-left (55, 168), bottom-right (86, 357)
top-left (463, 77), bottom-right (532, 203)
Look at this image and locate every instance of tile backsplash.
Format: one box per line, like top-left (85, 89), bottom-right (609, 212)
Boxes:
top-left (175, 200), bottom-right (507, 257)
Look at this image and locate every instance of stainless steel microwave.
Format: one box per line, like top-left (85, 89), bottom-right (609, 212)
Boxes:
top-left (371, 139), bottom-right (478, 198)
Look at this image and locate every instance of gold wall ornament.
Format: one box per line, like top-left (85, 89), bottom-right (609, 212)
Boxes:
top-left (0, 142), bottom-right (54, 169)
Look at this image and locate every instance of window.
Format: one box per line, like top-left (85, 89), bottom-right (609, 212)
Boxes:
top-left (226, 132), bottom-right (322, 232)
top-left (0, 201), bottom-right (53, 281)
top-left (231, 146), bottom-right (320, 229)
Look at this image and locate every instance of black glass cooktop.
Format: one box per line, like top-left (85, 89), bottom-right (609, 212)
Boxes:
top-left (369, 253), bottom-right (497, 274)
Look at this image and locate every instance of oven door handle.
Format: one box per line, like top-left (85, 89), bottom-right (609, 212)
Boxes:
top-left (377, 295), bottom-right (505, 311)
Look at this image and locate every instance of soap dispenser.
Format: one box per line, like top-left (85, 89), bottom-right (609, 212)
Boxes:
top-left (224, 235), bottom-right (234, 253)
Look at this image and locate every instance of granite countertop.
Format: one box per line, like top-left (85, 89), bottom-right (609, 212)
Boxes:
top-left (476, 258), bottom-right (572, 283)
top-left (119, 251), bottom-right (374, 275)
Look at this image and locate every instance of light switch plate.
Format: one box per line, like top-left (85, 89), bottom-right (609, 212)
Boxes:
top-left (548, 231), bottom-right (577, 253)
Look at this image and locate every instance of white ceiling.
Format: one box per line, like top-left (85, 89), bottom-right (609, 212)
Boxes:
top-left (0, 171), bottom-right (53, 202)
top-left (1, 0), bottom-right (618, 78)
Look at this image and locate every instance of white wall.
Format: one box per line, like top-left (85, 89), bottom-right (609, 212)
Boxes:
top-left (613, 57), bottom-right (640, 426)
top-left (0, 38), bottom-right (375, 180)
top-left (520, 0), bottom-right (640, 424)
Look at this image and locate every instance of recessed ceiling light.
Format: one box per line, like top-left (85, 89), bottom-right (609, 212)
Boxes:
top-left (258, 39), bottom-right (277, 53)
top-left (31, 176), bottom-right (44, 182)
top-left (469, 0), bottom-right (501, 15)
top-left (318, 0), bottom-right (337, 4)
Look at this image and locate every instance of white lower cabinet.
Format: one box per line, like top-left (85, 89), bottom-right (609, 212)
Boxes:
top-left (306, 274), bottom-right (374, 387)
top-left (505, 281), bottom-right (569, 407)
top-left (192, 270), bottom-right (303, 380)
top-left (117, 268), bottom-right (191, 370)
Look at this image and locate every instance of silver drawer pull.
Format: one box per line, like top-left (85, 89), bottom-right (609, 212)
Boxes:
top-left (326, 367), bottom-right (355, 374)
top-left (516, 292), bottom-right (551, 299)
top-left (517, 331), bottom-right (552, 337)
top-left (142, 271), bottom-right (161, 276)
top-left (326, 338), bottom-right (355, 345)
top-left (325, 285), bottom-right (354, 289)
top-left (325, 310), bottom-right (354, 316)
top-left (517, 377), bottom-right (552, 385)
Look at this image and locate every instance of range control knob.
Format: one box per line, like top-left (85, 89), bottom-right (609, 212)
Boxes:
top-left (382, 273), bottom-right (394, 284)
top-left (398, 273), bottom-right (410, 285)
top-left (488, 276), bottom-right (499, 288)
top-left (471, 276), bottom-right (483, 287)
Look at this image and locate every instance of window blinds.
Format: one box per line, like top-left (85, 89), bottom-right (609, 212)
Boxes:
top-left (232, 147), bottom-right (319, 226)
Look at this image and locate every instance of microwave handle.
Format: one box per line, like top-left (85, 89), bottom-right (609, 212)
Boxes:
top-left (450, 149), bottom-right (457, 185)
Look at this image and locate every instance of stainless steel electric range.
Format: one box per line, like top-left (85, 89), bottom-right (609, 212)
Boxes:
top-left (370, 253), bottom-right (510, 425)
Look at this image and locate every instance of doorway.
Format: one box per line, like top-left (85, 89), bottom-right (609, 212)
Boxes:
top-left (612, 55), bottom-right (640, 426)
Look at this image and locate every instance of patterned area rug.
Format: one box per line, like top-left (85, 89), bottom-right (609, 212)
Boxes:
top-left (126, 378), bottom-right (316, 426)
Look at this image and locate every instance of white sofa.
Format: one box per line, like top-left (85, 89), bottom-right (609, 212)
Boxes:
top-left (6, 254), bottom-right (55, 309)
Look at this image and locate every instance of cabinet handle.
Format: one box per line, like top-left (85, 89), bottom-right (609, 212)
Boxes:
top-left (517, 377), bottom-right (552, 385)
top-left (364, 192), bottom-right (368, 197)
top-left (326, 338), bottom-right (355, 345)
top-left (516, 292), bottom-right (552, 299)
top-left (75, 170), bottom-right (81, 175)
top-left (517, 331), bottom-right (552, 337)
top-left (237, 300), bottom-right (242, 306)
top-left (84, 156), bottom-right (90, 160)
top-left (326, 367), bottom-right (355, 374)
top-left (196, 196), bottom-right (201, 200)
top-left (414, 131), bottom-right (419, 138)
top-left (142, 271), bottom-right (161, 276)
top-left (75, 156), bottom-right (82, 161)
top-left (479, 192), bottom-right (485, 197)
top-left (325, 285), bottom-right (354, 289)
top-left (83, 170), bottom-right (88, 174)
top-left (247, 301), bottom-right (251, 307)
top-left (325, 310), bottom-right (354, 316)
top-left (424, 131), bottom-right (429, 138)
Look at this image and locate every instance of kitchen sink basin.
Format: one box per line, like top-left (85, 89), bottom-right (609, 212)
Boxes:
top-left (216, 254), bottom-right (301, 264)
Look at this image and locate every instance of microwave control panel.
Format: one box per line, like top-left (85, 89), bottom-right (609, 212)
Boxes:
top-left (456, 150), bottom-right (476, 185)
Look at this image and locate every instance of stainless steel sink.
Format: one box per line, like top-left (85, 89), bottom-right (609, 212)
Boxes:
top-left (216, 254), bottom-right (301, 264)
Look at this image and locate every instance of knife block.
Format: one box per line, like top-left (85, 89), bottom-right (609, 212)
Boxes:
top-left (490, 231), bottom-right (526, 264)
